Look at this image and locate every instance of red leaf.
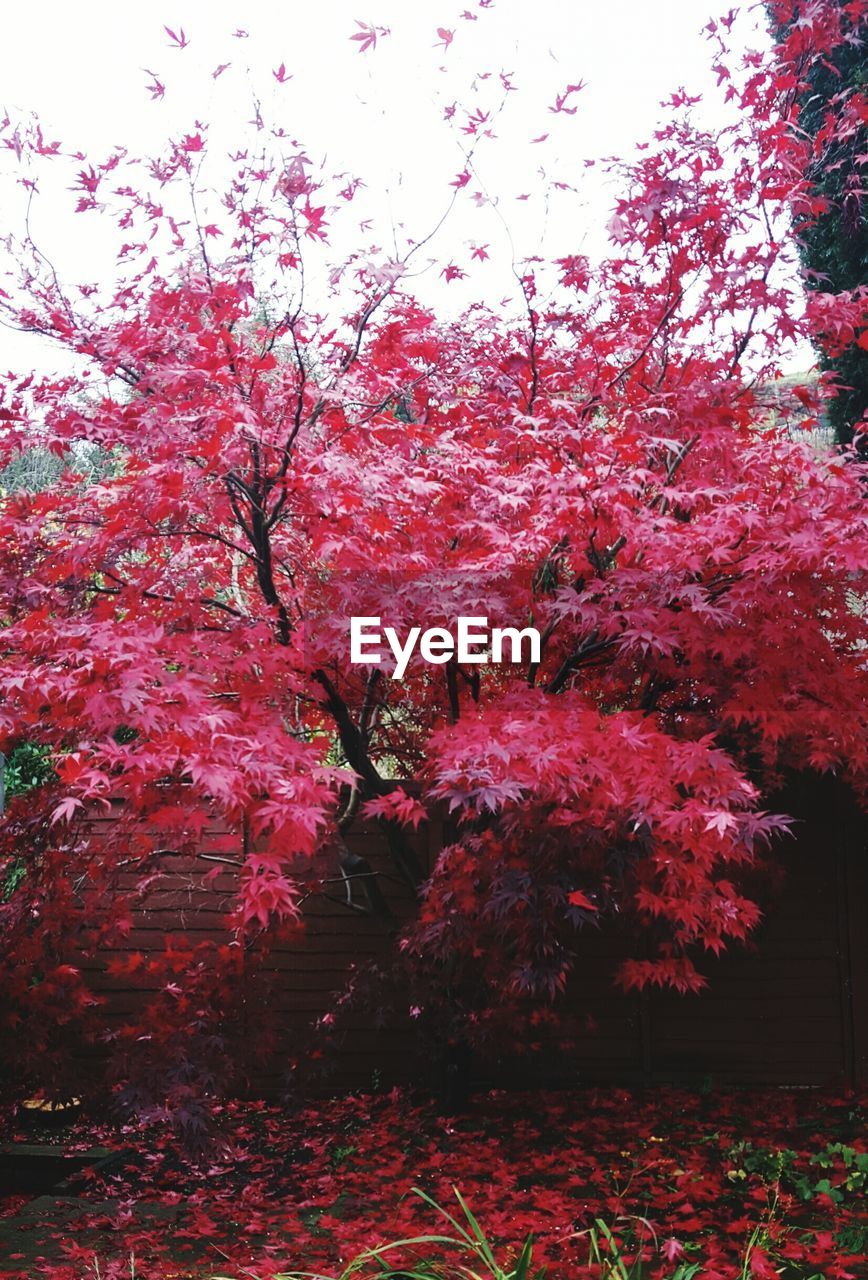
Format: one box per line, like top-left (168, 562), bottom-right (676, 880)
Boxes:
top-left (163, 25), bottom-right (189, 49)
top-left (567, 890), bottom-right (598, 911)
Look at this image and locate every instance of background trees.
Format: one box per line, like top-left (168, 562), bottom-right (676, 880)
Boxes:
top-left (770, 0), bottom-right (868, 448)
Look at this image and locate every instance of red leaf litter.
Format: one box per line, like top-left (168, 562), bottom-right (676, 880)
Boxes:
top-left (0, 1088), bottom-right (865, 1278)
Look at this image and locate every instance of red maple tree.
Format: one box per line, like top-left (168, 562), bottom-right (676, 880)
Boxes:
top-left (0, 0), bottom-right (866, 1105)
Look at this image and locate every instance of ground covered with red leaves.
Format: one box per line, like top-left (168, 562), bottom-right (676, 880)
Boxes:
top-left (1, 1088), bottom-right (866, 1279)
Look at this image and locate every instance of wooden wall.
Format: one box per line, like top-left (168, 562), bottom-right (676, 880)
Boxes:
top-left (78, 777), bottom-right (868, 1093)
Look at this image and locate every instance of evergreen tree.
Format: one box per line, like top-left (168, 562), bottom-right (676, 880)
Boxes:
top-left (771, 2), bottom-right (868, 448)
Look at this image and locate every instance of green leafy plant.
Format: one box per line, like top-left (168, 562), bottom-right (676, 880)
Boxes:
top-left (727, 1139), bottom-right (868, 1205)
top-left (834, 1222), bottom-right (868, 1254)
top-left (726, 1140), bottom-right (799, 1185)
top-left (1, 740), bottom-right (57, 900)
top-left (3, 740), bottom-right (55, 799)
top-left (330, 1144), bottom-right (358, 1170)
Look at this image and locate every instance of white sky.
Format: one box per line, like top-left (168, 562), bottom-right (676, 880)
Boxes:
top-left (0, 0), bottom-right (777, 377)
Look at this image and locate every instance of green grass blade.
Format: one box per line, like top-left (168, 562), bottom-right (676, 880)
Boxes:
top-left (511, 1233), bottom-right (535, 1280)
top-left (452, 1188), bottom-right (497, 1270)
top-left (411, 1188), bottom-right (476, 1249)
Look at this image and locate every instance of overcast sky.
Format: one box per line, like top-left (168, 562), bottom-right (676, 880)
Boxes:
top-left (0, 0), bottom-right (778, 376)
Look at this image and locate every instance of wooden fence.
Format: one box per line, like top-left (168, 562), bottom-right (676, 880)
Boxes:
top-left (78, 775), bottom-right (868, 1094)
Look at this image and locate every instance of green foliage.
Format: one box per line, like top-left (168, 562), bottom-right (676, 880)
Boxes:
top-left (3, 740), bottom-right (55, 798)
top-left (834, 1222), bottom-right (868, 1254)
top-left (0, 444), bottom-right (65, 492)
top-left (329, 1143), bottom-right (358, 1170)
top-left (1, 741), bottom-right (55, 900)
top-left (113, 724), bottom-right (140, 744)
top-left (726, 1139), bottom-right (868, 1205)
top-left (2, 858), bottom-right (27, 901)
top-left (772, 5), bottom-right (868, 446)
top-left (392, 395), bottom-right (416, 424)
top-left (0, 440), bottom-right (117, 494)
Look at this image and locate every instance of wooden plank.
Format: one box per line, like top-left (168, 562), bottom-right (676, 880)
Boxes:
top-left (844, 829), bottom-right (868, 1085)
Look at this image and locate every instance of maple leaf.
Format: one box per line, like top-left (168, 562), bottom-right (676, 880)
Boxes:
top-left (143, 69), bottom-right (166, 101)
top-left (362, 789), bottom-right (428, 829)
top-left (50, 796), bottom-right (85, 825)
top-left (350, 21), bottom-right (388, 54)
top-left (549, 81), bottom-right (586, 114)
top-left (302, 202), bottom-right (328, 240)
top-left (75, 166), bottom-right (101, 194)
top-left (106, 952), bottom-right (146, 978)
top-left (164, 25), bottom-right (189, 49)
top-left (703, 809), bottom-right (737, 837)
top-left (239, 862), bottom-right (303, 929)
top-left (749, 1250), bottom-right (779, 1279)
top-left (567, 890), bottom-right (598, 911)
